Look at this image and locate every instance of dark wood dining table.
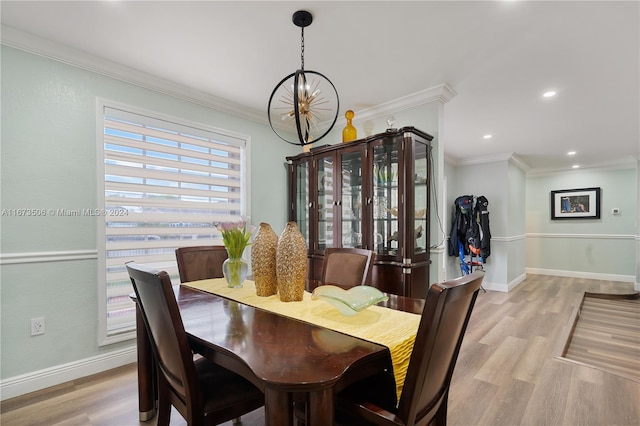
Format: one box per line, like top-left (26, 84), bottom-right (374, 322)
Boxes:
top-left (133, 282), bottom-right (424, 425)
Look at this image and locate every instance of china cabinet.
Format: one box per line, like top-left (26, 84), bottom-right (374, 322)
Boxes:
top-left (286, 127), bottom-right (433, 298)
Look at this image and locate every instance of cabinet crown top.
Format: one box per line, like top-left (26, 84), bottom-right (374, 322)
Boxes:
top-left (286, 126), bottom-right (433, 160)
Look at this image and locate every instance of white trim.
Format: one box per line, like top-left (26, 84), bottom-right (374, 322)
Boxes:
top-left (444, 152), bottom-right (531, 172)
top-left (0, 347), bottom-right (136, 401)
top-left (429, 245), bottom-right (446, 255)
top-left (1, 25), bottom-right (460, 139)
top-left (525, 268), bottom-right (635, 283)
top-left (444, 152), bottom-right (636, 174)
top-left (482, 273), bottom-right (527, 293)
top-left (352, 84), bottom-right (457, 125)
top-left (1, 25), bottom-right (265, 124)
top-left (492, 235), bottom-right (526, 243)
top-left (96, 98), bottom-right (109, 348)
top-left (526, 233), bottom-right (636, 240)
top-left (526, 158), bottom-right (638, 177)
top-left (0, 250), bottom-right (97, 265)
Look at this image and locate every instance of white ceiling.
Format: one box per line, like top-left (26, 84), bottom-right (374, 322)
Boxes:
top-left (2, 1), bottom-right (638, 173)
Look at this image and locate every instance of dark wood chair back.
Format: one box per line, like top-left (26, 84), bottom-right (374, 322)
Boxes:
top-left (175, 245), bottom-right (228, 283)
top-left (321, 247), bottom-right (374, 288)
top-left (125, 261), bottom-right (263, 425)
top-left (336, 271), bottom-right (485, 426)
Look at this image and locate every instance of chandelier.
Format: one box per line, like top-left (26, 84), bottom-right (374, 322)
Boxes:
top-left (267, 10), bottom-right (339, 146)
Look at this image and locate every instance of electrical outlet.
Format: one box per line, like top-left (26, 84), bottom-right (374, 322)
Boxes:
top-left (31, 317), bottom-right (45, 336)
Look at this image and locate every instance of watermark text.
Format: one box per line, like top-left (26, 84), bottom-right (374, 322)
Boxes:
top-left (1, 208), bottom-right (129, 217)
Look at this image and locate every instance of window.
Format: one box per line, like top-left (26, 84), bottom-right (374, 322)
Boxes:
top-left (97, 101), bottom-right (249, 344)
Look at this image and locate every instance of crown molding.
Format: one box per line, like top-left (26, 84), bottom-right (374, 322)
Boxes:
top-left (444, 152), bottom-right (510, 167)
top-left (444, 152), bottom-right (532, 173)
top-left (1, 25), bottom-right (267, 124)
top-left (3, 25), bottom-right (459, 130)
top-left (526, 157), bottom-right (638, 177)
top-left (353, 83), bottom-right (457, 124)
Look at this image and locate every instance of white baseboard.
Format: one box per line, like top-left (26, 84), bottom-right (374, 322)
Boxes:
top-left (483, 273), bottom-right (527, 293)
top-left (0, 346), bottom-right (136, 401)
top-left (526, 268), bottom-right (635, 283)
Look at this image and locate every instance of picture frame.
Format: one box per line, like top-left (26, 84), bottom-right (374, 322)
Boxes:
top-left (551, 187), bottom-right (601, 220)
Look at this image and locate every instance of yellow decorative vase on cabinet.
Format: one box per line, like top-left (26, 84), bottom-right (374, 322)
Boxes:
top-left (342, 110), bottom-right (357, 143)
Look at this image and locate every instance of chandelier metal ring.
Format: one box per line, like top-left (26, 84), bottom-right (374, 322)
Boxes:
top-left (267, 10), bottom-right (339, 146)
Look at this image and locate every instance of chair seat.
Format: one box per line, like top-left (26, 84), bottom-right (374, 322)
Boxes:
top-left (195, 358), bottom-right (263, 419)
top-left (333, 372), bottom-right (399, 425)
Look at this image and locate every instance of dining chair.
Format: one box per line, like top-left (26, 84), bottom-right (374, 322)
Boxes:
top-left (321, 247), bottom-right (374, 288)
top-left (333, 271), bottom-right (485, 426)
top-left (125, 261), bottom-right (264, 426)
top-left (175, 245), bottom-right (228, 283)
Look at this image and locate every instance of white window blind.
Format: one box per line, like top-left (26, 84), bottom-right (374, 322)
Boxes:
top-left (99, 104), bottom-right (247, 342)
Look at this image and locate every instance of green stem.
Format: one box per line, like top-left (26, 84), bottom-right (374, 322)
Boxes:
top-left (228, 259), bottom-right (242, 286)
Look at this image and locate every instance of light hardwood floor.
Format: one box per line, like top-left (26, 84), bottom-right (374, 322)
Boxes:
top-left (1, 275), bottom-right (638, 425)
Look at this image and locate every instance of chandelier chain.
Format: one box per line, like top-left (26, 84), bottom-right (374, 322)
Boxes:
top-left (300, 27), bottom-right (305, 70)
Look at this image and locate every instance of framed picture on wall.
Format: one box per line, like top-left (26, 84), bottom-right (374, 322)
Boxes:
top-left (551, 187), bottom-right (601, 220)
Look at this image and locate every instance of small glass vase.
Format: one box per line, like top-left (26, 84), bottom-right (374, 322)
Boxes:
top-left (222, 255), bottom-right (248, 288)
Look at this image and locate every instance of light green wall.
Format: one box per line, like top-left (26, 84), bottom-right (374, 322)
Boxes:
top-left (526, 167), bottom-right (638, 278)
top-left (446, 159), bottom-right (522, 287)
top-left (0, 46), bottom-right (293, 379)
top-left (637, 160), bottom-right (640, 289)
top-left (526, 168), bottom-right (637, 235)
top-left (506, 162), bottom-right (526, 282)
top-left (446, 160), bottom-right (638, 287)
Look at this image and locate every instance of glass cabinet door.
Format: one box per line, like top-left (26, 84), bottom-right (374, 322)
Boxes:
top-left (316, 154), bottom-right (334, 251)
top-left (372, 139), bottom-right (400, 257)
top-left (339, 148), bottom-right (364, 249)
top-left (293, 160), bottom-right (310, 246)
top-left (412, 140), bottom-right (429, 257)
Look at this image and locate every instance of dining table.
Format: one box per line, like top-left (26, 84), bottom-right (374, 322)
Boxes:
top-left (132, 279), bottom-right (424, 426)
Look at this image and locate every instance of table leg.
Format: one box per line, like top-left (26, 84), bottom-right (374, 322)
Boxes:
top-left (264, 388), bottom-right (293, 426)
top-left (308, 388), bottom-right (334, 426)
top-left (135, 304), bottom-right (156, 421)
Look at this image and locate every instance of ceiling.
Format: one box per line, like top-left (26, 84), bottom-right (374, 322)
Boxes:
top-left (2, 1), bottom-right (638, 174)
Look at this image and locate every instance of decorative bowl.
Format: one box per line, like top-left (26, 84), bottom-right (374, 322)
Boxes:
top-left (311, 285), bottom-right (389, 316)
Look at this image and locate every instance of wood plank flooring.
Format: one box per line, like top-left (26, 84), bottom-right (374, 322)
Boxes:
top-left (1, 275), bottom-right (639, 425)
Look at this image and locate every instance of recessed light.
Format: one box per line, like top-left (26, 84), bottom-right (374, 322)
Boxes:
top-left (483, 134), bottom-right (492, 139)
top-left (567, 151), bottom-right (576, 156)
top-left (543, 91), bottom-right (557, 98)
top-left (572, 165), bottom-right (580, 169)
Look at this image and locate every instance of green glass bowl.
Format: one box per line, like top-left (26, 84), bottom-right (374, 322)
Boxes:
top-left (311, 285), bottom-right (389, 316)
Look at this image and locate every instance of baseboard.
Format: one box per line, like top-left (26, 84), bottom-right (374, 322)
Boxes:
top-left (525, 268), bottom-right (635, 283)
top-left (0, 346), bottom-right (136, 401)
top-left (483, 273), bottom-right (527, 293)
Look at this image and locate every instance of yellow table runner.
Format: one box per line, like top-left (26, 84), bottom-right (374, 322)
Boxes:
top-left (183, 278), bottom-right (421, 399)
